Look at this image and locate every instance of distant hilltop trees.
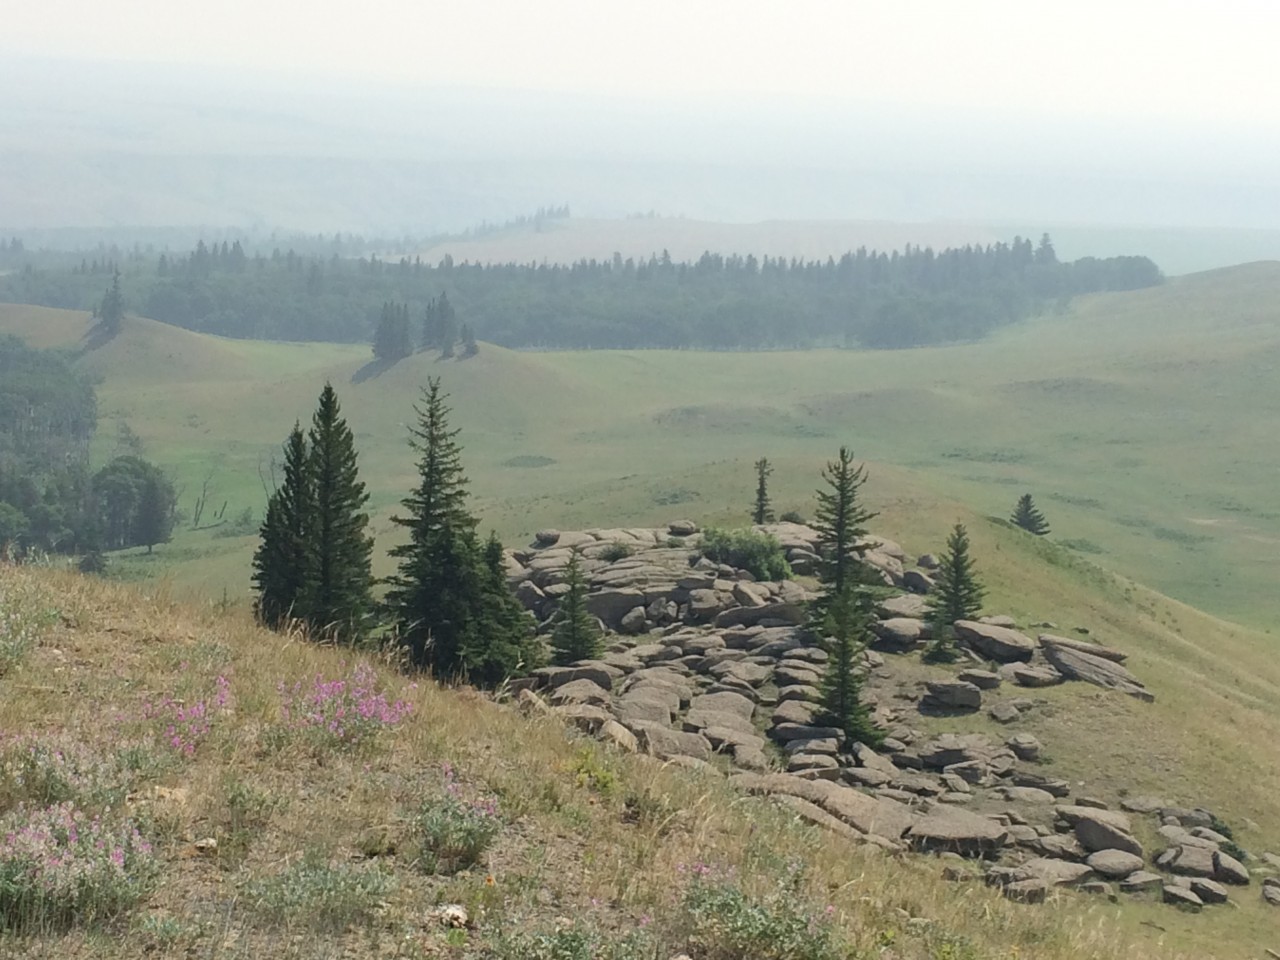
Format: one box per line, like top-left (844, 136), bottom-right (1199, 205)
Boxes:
top-left (0, 233), bottom-right (1163, 351)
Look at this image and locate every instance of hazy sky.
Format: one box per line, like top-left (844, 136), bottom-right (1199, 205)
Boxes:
top-left (7, 0), bottom-right (1278, 125)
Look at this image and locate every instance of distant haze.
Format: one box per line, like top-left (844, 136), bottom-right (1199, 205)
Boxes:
top-left (2, 2), bottom-right (1279, 247)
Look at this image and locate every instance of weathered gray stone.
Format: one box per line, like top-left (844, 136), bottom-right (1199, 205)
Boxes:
top-left (1002, 879), bottom-right (1048, 903)
top-left (1056, 806), bottom-right (1143, 857)
top-left (1041, 641), bottom-right (1153, 701)
top-left (1015, 858), bottom-right (1095, 886)
top-left (630, 722), bottom-right (713, 762)
top-left (908, 806), bottom-right (1009, 857)
top-left (876, 594), bottom-right (928, 619)
top-left (1037, 634), bottom-right (1128, 662)
top-left (787, 753), bottom-right (839, 773)
top-left (688, 690), bottom-right (756, 720)
top-left (903, 569), bottom-right (935, 594)
top-left (714, 602), bottom-right (806, 629)
top-left (1086, 849), bottom-right (1145, 878)
top-left (957, 669), bottom-right (1001, 689)
top-left (1119, 870), bottom-right (1164, 894)
top-left (598, 719), bottom-right (638, 752)
top-left (771, 723), bottom-right (844, 743)
top-left (535, 662), bottom-right (619, 691)
top-left (1156, 843), bottom-right (1216, 878)
top-left (771, 699), bottom-right (819, 727)
top-left (953, 621), bottom-right (1036, 662)
top-left (552, 703), bottom-right (613, 734)
top-left (1214, 851), bottom-right (1250, 885)
top-left (870, 618), bottom-right (929, 652)
top-left (1162, 884), bottom-right (1203, 909)
top-left (988, 701), bottom-right (1021, 724)
top-left (923, 680), bottom-right (982, 710)
top-left (1006, 733), bottom-right (1041, 761)
top-left (1001, 663), bottom-right (1064, 687)
top-left (548, 678), bottom-right (612, 707)
top-left (1189, 878), bottom-right (1229, 904)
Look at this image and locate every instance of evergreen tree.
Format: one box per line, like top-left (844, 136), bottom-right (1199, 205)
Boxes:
top-left (385, 378), bottom-right (483, 675)
top-left (1011, 493), bottom-right (1050, 535)
top-left (752, 457), bottom-right (774, 525)
top-left (819, 585), bottom-right (882, 746)
top-left (550, 552), bottom-right (603, 665)
top-left (96, 271), bottom-right (125, 336)
top-left (437, 291), bottom-right (457, 358)
top-left (252, 425), bottom-right (314, 630)
top-left (460, 322), bottom-right (478, 358)
top-left (460, 533), bottom-right (544, 685)
top-left (925, 523), bottom-right (986, 661)
top-left (134, 468), bottom-right (175, 553)
top-left (305, 383), bottom-right (374, 642)
top-left (812, 447), bottom-right (877, 616)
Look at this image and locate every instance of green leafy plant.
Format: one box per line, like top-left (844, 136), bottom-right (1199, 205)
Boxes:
top-left (599, 542), bottom-right (634, 562)
top-left (243, 852), bottom-right (393, 931)
top-left (699, 528), bottom-right (791, 581)
top-left (413, 767), bottom-right (502, 875)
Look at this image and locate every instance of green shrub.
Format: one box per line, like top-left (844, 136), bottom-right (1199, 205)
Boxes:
top-left (489, 925), bottom-right (656, 960)
top-left (598, 542), bottom-right (634, 562)
top-left (677, 878), bottom-right (846, 960)
top-left (243, 853), bottom-right (393, 931)
top-left (413, 784), bottom-right (502, 875)
top-left (779, 510), bottom-right (807, 524)
top-left (699, 528), bottom-right (791, 581)
top-left (0, 588), bottom-right (54, 677)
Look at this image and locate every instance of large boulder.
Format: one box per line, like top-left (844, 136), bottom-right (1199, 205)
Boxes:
top-left (876, 594), bottom-right (928, 619)
top-left (1041, 641), bottom-right (1153, 701)
top-left (1000, 662), bottom-right (1064, 687)
top-left (907, 806), bottom-right (1009, 858)
top-left (870, 618), bottom-right (928, 652)
top-left (714, 603), bottom-right (806, 629)
top-left (1013, 858), bottom-right (1096, 886)
top-left (584, 589), bottom-right (648, 628)
top-left (923, 681), bottom-right (982, 710)
top-left (953, 621), bottom-right (1036, 662)
top-left (629, 722), bottom-right (713, 762)
top-left (533, 662), bottom-right (619, 691)
top-left (1057, 806), bottom-right (1143, 858)
top-left (1087, 849), bottom-right (1145, 878)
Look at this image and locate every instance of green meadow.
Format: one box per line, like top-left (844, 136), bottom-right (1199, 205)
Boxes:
top-left (5, 261), bottom-right (1279, 628)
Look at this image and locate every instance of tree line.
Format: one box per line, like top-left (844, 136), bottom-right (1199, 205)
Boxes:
top-left (0, 235), bottom-right (1163, 350)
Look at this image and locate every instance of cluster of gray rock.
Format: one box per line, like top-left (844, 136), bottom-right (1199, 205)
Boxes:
top-left (505, 521), bottom-right (1274, 913)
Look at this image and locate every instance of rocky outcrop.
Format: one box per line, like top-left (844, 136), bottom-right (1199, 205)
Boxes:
top-left (953, 621), bottom-right (1036, 662)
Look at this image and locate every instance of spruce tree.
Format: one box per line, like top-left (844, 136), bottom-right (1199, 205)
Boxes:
top-left (812, 446), bottom-right (877, 618)
top-left (925, 523), bottom-right (986, 661)
top-left (96, 271), bottom-right (125, 336)
top-left (752, 457), bottom-right (774, 525)
top-left (385, 378), bottom-right (484, 676)
top-left (252, 425), bottom-right (314, 630)
top-left (1011, 493), bottom-right (1050, 535)
top-left (305, 383), bottom-right (374, 643)
top-left (819, 585), bottom-right (882, 746)
top-left (459, 533), bottom-right (544, 685)
top-left (550, 552), bottom-right (603, 665)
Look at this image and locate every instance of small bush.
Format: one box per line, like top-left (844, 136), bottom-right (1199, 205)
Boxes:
top-left (141, 675), bottom-right (230, 757)
top-left (779, 510), bottom-right (807, 524)
top-left (598, 542), bottom-right (634, 562)
top-left (413, 767), bottom-right (502, 875)
top-left (699, 528), bottom-right (791, 581)
top-left (243, 853), bottom-right (393, 931)
top-left (0, 802), bottom-right (158, 932)
top-left (677, 877), bottom-right (846, 960)
top-left (277, 663), bottom-right (412, 751)
top-left (0, 736), bottom-right (135, 813)
top-left (490, 925), bottom-right (657, 960)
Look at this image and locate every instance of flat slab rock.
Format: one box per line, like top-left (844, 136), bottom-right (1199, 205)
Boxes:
top-left (730, 772), bottom-right (916, 842)
top-left (907, 806), bottom-right (1009, 857)
top-left (953, 621), bottom-right (1036, 662)
top-left (1041, 641), bottom-right (1153, 701)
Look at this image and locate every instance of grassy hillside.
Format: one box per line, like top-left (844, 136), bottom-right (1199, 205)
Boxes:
top-left (4, 262), bottom-right (1279, 628)
top-left (0, 563), bottom-right (1275, 959)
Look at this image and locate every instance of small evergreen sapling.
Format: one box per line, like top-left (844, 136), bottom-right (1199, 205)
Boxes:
top-left (819, 586), bottom-right (882, 746)
top-left (1011, 493), bottom-right (1050, 536)
top-left (924, 523), bottom-right (986, 662)
top-left (551, 553), bottom-right (603, 665)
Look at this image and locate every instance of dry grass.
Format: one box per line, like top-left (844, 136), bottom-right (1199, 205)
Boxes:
top-left (0, 565), bottom-right (1251, 960)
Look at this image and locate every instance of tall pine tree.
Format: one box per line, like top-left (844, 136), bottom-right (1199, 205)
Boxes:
top-left (811, 447), bottom-right (881, 746)
top-left (305, 383), bottom-right (374, 643)
top-left (925, 523), bottom-right (986, 661)
top-left (252, 424), bottom-right (314, 630)
top-left (385, 378), bottom-right (533, 684)
top-left (752, 457), bottom-right (774, 525)
top-left (812, 446), bottom-right (877, 618)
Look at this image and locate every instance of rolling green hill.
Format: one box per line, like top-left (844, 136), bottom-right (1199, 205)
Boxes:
top-left (5, 262), bottom-right (1278, 629)
top-left (5, 266), bottom-right (1280, 955)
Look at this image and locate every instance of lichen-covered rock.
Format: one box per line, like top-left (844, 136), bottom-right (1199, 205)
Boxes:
top-left (953, 621), bottom-right (1036, 662)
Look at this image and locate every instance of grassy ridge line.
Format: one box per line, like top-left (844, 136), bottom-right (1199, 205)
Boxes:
top-left (0, 564), bottom-right (1207, 959)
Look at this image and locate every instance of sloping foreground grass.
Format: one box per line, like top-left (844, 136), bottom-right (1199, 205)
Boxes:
top-left (0, 564), bottom-right (1234, 960)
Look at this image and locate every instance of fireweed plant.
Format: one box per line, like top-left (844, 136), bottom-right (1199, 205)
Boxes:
top-left (141, 675), bottom-right (231, 757)
top-left (277, 663), bottom-right (413, 751)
